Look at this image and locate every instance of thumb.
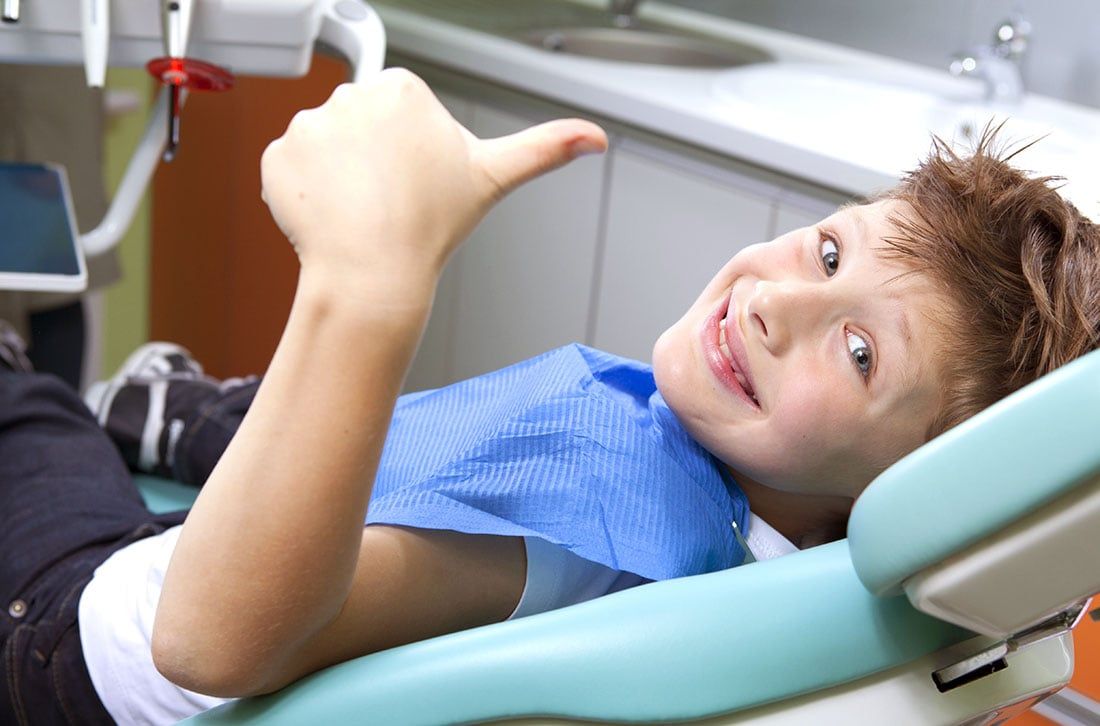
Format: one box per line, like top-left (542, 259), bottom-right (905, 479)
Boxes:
top-left (473, 119), bottom-right (608, 199)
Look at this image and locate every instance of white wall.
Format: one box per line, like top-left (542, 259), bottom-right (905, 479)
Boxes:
top-left (667, 0), bottom-right (1100, 110)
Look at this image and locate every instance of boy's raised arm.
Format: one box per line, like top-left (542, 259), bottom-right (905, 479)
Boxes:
top-left (151, 69), bottom-right (606, 696)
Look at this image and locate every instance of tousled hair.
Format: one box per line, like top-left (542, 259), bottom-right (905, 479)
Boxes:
top-left (880, 125), bottom-right (1100, 439)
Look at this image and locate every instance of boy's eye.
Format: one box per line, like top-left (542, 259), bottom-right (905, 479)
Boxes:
top-left (847, 331), bottom-right (873, 377)
top-left (820, 236), bottom-right (839, 277)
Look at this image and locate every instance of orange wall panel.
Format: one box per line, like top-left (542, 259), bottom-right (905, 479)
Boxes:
top-left (151, 55), bottom-right (347, 378)
top-left (1071, 601), bottom-right (1100, 699)
top-left (1010, 599), bottom-right (1100, 723)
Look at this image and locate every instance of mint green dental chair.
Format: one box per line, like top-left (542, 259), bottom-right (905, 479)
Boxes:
top-left (136, 349), bottom-right (1100, 725)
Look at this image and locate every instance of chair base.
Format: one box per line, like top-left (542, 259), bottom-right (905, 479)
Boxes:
top-left (500, 632), bottom-right (1073, 725)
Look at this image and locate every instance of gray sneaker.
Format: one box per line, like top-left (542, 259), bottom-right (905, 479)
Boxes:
top-left (84, 342), bottom-right (219, 476)
top-left (0, 320), bottom-right (33, 373)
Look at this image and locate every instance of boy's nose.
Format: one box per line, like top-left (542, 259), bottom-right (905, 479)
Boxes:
top-left (745, 279), bottom-right (827, 354)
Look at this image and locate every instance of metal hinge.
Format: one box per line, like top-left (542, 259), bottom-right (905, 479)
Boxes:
top-left (931, 599), bottom-right (1088, 693)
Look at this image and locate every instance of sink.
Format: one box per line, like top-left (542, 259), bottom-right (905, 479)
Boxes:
top-left (517, 27), bottom-right (773, 68)
top-left (371, 0), bottom-right (772, 68)
top-left (713, 64), bottom-right (979, 140)
top-left (711, 63), bottom-right (1094, 171)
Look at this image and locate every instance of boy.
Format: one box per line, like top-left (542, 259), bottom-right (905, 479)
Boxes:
top-left (2, 70), bottom-right (1097, 724)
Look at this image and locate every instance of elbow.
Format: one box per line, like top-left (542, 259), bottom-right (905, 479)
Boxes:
top-left (151, 619), bottom-right (271, 699)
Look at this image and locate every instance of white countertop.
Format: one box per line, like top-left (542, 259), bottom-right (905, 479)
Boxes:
top-left (373, 0), bottom-right (1100, 220)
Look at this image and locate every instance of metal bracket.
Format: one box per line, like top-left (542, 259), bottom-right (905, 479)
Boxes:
top-left (931, 599), bottom-right (1088, 693)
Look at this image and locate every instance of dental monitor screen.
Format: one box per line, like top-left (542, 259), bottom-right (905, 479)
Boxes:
top-left (0, 163), bottom-right (87, 293)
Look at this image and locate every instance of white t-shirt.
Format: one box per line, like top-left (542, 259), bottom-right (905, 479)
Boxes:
top-left (78, 516), bottom-right (796, 725)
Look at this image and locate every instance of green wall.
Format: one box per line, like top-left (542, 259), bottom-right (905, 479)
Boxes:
top-left (101, 69), bottom-right (155, 372)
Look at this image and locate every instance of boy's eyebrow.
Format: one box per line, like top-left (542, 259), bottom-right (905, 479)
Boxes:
top-left (844, 206), bottom-right (868, 238)
top-left (893, 305), bottom-right (914, 349)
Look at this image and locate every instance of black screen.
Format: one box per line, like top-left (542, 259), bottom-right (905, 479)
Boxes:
top-left (0, 163), bottom-right (82, 275)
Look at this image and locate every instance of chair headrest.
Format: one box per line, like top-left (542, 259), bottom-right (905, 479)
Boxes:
top-left (849, 348), bottom-right (1100, 596)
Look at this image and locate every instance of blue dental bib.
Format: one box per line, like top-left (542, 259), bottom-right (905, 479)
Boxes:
top-left (366, 344), bottom-right (750, 580)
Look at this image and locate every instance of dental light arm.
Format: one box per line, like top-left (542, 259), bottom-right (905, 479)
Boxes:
top-left (80, 0), bottom-right (108, 87)
top-left (81, 87), bottom-right (170, 257)
top-left (0, 0), bottom-right (386, 257)
top-left (320, 1), bottom-right (385, 83)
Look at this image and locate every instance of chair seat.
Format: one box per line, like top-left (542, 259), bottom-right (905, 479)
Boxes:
top-left (131, 475), bottom-right (968, 725)
top-left (136, 473), bottom-right (200, 514)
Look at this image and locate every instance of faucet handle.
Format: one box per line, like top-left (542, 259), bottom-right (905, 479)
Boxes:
top-left (949, 51), bottom-right (979, 78)
top-left (993, 13), bottom-right (1031, 59)
top-left (609, 0), bottom-right (640, 28)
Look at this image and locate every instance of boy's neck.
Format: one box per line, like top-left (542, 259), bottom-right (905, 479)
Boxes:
top-left (729, 468), bottom-right (853, 549)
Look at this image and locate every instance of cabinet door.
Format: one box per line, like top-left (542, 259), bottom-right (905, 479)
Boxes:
top-left (445, 103), bottom-right (605, 381)
top-left (404, 91), bottom-right (474, 392)
top-left (592, 143), bottom-right (773, 362)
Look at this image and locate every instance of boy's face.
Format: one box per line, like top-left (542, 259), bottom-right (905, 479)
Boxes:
top-left (653, 200), bottom-right (948, 500)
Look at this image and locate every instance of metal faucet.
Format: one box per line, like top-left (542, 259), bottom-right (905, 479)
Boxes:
top-left (950, 13), bottom-right (1031, 104)
top-left (609, 0), bottom-right (640, 28)
top-left (2, 0), bottom-right (20, 24)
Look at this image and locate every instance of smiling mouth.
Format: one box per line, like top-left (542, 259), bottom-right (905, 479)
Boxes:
top-left (718, 314), bottom-right (758, 405)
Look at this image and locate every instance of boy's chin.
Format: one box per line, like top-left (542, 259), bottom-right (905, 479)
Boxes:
top-left (651, 315), bottom-right (693, 379)
top-left (651, 327), bottom-right (686, 405)
top-left (652, 347), bottom-right (719, 448)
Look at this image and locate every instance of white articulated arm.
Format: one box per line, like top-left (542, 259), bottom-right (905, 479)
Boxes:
top-left (81, 87), bottom-right (169, 257)
top-left (68, 0), bottom-right (384, 256)
top-left (318, 0), bottom-right (387, 82)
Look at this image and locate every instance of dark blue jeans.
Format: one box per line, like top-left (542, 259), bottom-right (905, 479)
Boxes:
top-left (0, 369), bottom-right (253, 724)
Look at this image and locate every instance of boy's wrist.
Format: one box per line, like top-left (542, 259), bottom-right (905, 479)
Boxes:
top-left (296, 262), bottom-right (437, 327)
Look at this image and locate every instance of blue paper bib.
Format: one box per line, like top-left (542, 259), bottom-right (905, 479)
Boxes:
top-left (366, 344), bottom-right (750, 580)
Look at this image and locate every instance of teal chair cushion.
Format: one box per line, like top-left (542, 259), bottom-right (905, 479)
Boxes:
top-left (849, 348), bottom-right (1100, 597)
top-left (136, 474), bottom-right (200, 514)
top-left (177, 540), bottom-right (967, 724)
top-left (135, 473), bottom-right (968, 723)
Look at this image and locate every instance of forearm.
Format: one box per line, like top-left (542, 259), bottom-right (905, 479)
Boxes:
top-left (150, 71), bottom-right (606, 695)
top-left (154, 267), bottom-right (432, 684)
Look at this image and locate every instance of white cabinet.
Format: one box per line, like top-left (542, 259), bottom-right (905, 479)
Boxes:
top-left (590, 141), bottom-right (774, 362)
top-left (405, 98), bottom-right (606, 390)
top-left (449, 104), bottom-right (605, 381)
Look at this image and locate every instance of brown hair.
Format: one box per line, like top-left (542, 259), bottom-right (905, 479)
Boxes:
top-left (882, 125), bottom-right (1100, 439)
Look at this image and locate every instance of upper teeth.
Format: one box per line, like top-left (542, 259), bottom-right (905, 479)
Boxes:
top-left (719, 316), bottom-right (758, 404)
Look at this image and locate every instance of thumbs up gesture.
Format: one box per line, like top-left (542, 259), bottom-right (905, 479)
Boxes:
top-left (261, 69), bottom-right (607, 299)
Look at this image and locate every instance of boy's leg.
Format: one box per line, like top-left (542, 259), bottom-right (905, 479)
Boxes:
top-left (0, 367), bottom-right (187, 725)
top-left (172, 378), bottom-right (260, 486)
top-left (1, 323), bottom-right (167, 589)
top-left (0, 371), bottom-right (172, 591)
top-left (85, 342), bottom-right (260, 487)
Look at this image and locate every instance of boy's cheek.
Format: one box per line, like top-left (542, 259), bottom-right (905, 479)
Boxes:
top-left (768, 378), bottom-right (834, 439)
top-left (746, 391), bottom-right (852, 486)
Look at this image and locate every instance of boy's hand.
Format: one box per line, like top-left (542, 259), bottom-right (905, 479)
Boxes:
top-left (260, 69), bottom-right (607, 299)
